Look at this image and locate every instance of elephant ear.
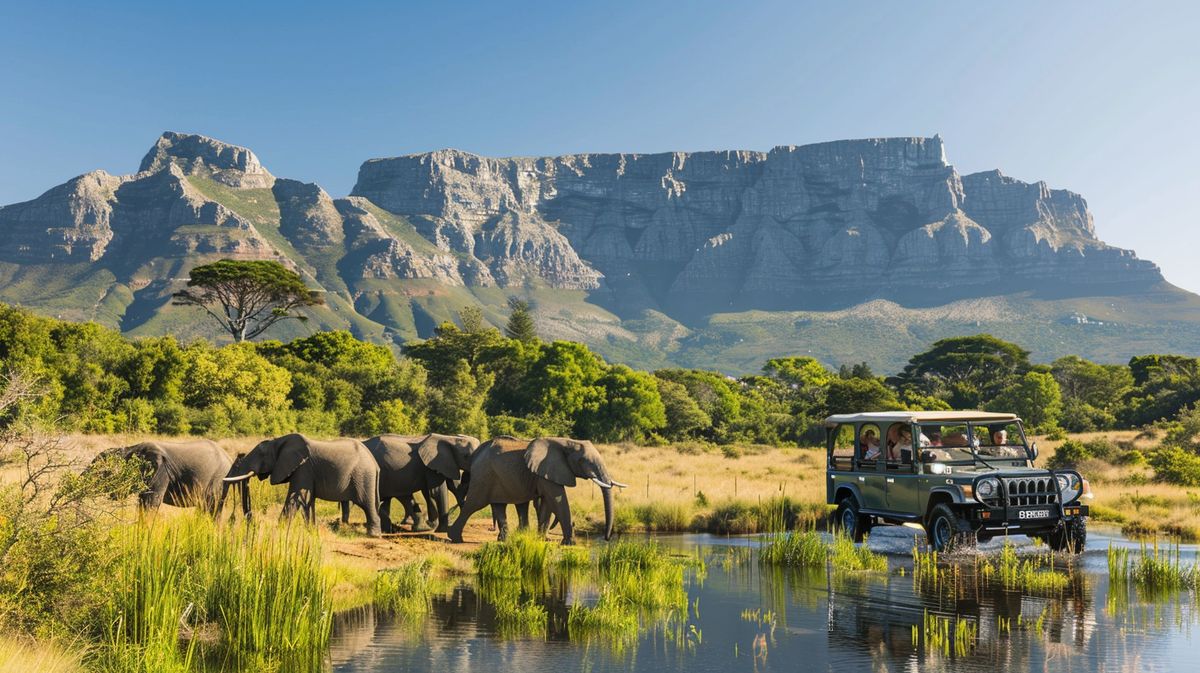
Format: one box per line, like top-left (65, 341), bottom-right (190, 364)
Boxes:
top-left (525, 438), bottom-right (576, 487)
top-left (417, 435), bottom-right (461, 481)
top-left (130, 445), bottom-right (169, 491)
top-left (270, 436), bottom-right (309, 485)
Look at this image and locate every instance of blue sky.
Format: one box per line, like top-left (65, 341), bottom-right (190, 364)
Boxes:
top-left (2, 1), bottom-right (1198, 291)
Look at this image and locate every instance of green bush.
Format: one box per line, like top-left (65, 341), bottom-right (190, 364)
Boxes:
top-left (1151, 447), bottom-right (1200, 486)
top-left (1048, 440), bottom-right (1090, 469)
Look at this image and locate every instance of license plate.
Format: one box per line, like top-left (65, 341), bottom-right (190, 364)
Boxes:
top-left (1018, 509), bottom-right (1051, 519)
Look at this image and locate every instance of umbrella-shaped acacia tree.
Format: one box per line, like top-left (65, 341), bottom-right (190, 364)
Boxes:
top-left (172, 259), bottom-right (323, 342)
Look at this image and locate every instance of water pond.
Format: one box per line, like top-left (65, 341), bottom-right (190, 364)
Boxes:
top-left (329, 527), bottom-right (1198, 673)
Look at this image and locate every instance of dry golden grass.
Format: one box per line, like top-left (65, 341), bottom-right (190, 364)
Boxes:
top-left (1033, 431), bottom-right (1200, 541)
top-left (0, 634), bottom-right (81, 673)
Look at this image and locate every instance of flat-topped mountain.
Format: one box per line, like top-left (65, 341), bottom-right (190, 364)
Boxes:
top-left (0, 132), bottom-right (1195, 372)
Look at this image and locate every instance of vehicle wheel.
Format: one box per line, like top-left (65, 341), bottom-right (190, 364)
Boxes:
top-left (833, 497), bottom-right (870, 542)
top-left (1048, 518), bottom-right (1086, 554)
top-left (925, 504), bottom-right (976, 553)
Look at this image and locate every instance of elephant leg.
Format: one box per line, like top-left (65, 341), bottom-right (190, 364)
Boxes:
top-left (536, 500), bottom-right (552, 535)
top-left (379, 497), bottom-right (395, 534)
top-left (282, 486), bottom-right (304, 523)
top-left (408, 494), bottom-right (431, 533)
top-left (340, 501), bottom-right (351, 524)
top-left (515, 501), bottom-right (530, 530)
top-left (306, 496), bottom-right (317, 524)
top-left (548, 489), bottom-right (574, 545)
top-left (432, 484), bottom-right (450, 533)
top-left (213, 481), bottom-right (229, 518)
top-left (448, 497), bottom-right (489, 544)
top-left (493, 504), bottom-right (509, 541)
top-left (420, 488), bottom-right (442, 530)
top-left (362, 479), bottom-right (382, 538)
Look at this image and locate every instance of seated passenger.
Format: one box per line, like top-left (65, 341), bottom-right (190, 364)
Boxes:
top-left (861, 429), bottom-right (880, 460)
top-left (927, 430), bottom-right (943, 447)
top-left (889, 428), bottom-right (913, 461)
top-left (989, 428), bottom-right (1023, 457)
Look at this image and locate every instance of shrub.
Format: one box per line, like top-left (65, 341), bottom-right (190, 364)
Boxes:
top-left (1047, 440), bottom-right (1090, 469)
top-left (1150, 447), bottom-right (1200, 486)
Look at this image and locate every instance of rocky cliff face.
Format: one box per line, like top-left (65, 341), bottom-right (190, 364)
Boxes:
top-left (0, 131), bottom-right (1174, 367)
top-left (353, 136), bottom-right (1160, 314)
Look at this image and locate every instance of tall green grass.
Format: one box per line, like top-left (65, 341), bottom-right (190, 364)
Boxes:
top-left (758, 531), bottom-right (826, 567)
top-left (93, 513), bottom-right (332, 672)
top-left (1108, 540), bottom-right (1199, 595)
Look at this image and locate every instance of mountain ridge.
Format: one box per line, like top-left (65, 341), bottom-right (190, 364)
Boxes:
top-left (0, 131), bottom-right (1195, 374)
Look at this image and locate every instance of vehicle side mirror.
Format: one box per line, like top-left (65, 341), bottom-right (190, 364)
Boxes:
top-left (1030, 442), bottom-right (1039, 461)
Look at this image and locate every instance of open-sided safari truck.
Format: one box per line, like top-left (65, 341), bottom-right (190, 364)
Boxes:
top-left (825, 411), bottom-right (1090, 552)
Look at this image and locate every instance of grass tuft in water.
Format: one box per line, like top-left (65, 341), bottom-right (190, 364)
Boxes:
top-left (829, 533), bottom-right (887, 575)
top-left (759, 531), bottom-right (826, 568)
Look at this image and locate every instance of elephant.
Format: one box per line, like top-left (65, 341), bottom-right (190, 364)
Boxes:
top-left (362, 433), bottom-right (478, 533)
top-left (447, 436), bottom-right (625, 545)
top-left (224, 433), bottom-right (382, 537)
top-left (88, 440), bottom-right (245, 515)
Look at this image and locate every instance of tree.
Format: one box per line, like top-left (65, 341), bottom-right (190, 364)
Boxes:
top-left (892, 334), bottom-right (1031, 408)
top-left (504, 297), bottom-right (537, 343)
top-left (580, 365), bottom-right (667, 443)
top-left (172, 260), bottom-right (322, 342)
top-left (655, 378), bottom-right (711, 440)
top-left (458, 306), bottom-right (487, 333)
top-left (824, 377), bottom-right (903, 416)
top-left (427, 358), bottom-right (491, 439)
top-left (986, 370), bottom-right (1063, 430)
top-left (523, 340), bottom-right (606, 432)
top-left (838, 362), bottom-right (875, 380)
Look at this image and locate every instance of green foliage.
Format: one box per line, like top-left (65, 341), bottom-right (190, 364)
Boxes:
top-left (893, 334), bottom-right (1031, 408)
top-left (579, 365), bottom-right (666, 443)
top-left (1150, 446), bottom-right (1200, 486)
top-left (655, 378), bottom-right (710, 440)
top-left (504, 296), bottom-right (538, 343)
top-left (426, 359), bottom-right (491, 438)
top-left (1048, 439), bottom-right (1090, 469)
top-left (172, 259), bottom-right (323, 342)
top-left (986, 370), bottom-right (1063, 430)
top-left (824, 377), bottom-right (903, 416)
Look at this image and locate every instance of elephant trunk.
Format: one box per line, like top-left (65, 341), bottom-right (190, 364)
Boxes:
top-left (602, 481), bottom-right (615, 541)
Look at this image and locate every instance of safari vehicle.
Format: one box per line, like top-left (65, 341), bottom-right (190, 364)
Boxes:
top-left (824, 411), bottom-right (1089, 553)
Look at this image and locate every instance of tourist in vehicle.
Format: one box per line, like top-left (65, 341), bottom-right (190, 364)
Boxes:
top-left (889, 427), bottom-right (913, 460)
top-left (861, 429), bottom-right (880, 460)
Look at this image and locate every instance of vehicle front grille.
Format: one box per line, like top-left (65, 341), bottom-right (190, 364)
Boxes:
top-left (1003, 476), bottom-right (1058, 507)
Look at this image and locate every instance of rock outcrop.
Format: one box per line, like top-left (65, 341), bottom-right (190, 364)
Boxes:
top-left (352, 136), bottom-right (1160, 314)
top-left (0, 131), bottom-right (1170, 360)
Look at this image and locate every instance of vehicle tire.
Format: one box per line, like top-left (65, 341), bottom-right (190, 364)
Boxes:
top-left (1047, 517), bottom-right (1086, 554)
top-left (925, 504), bottom-right (976, 553)
top-left (833, 497), bottom-right (870, 542)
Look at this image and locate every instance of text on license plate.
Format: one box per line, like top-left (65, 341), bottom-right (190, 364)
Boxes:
top-left (1018, 509), bottom-right (1050, 519)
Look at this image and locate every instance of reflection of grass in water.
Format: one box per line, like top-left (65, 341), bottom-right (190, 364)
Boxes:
top-left (374, 555), bottom-right (458, 627)
top-left (569, 541), bottom-right (697, 654)
top-left (915, 610), bottom-right (977, 657)
top-left (1107, 541), bottom-right (1199, 617)
top-left (914, 542), bottom-right (1072, 598)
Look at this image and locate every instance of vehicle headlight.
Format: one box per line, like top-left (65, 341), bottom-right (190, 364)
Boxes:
top-left (1055, 472), bottom-right (1083, 502)
top-left (975, 477), bottom-right (1000, 501)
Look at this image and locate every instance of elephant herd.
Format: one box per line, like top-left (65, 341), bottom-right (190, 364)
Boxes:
top-left (89, 433), bottom-right (625, 544)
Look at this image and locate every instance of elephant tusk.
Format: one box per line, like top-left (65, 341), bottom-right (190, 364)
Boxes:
top-left (223, 471), bottom-right (255, 483)
top-left (609, 480), bottom-right (628, 489)
top-left (590, 477), bottom-right (614, 490)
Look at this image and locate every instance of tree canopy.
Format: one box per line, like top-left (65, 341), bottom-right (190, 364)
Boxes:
top-left (172, 259), bottom-right (323, 342)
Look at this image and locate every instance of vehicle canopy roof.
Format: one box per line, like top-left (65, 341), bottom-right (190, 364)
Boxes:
top-left (822, 410), bottom-right (1020, 428)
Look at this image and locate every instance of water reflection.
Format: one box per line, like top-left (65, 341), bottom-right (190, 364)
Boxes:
top-left (331, 529), bottom-right (1199, 673)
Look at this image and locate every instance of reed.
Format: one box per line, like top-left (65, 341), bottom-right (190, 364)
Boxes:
top-left (1110, 539), bottom-right (1200, 592)
top-left (991, 544), bottom-right (1069, 594)
top-left (93, 513), bottom-right (333, 672)
top-left (758, 531), bottom-right (826, 568)
top-left (474, 530), bottom-right (553, 579)
top-left (374, 561), bottom-right (436, 621)
top-left (829, 533), bottom-right (887, 575)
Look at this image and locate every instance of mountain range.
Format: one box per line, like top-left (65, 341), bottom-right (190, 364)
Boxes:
top-left (2, 131), bottom-right (1198, 373)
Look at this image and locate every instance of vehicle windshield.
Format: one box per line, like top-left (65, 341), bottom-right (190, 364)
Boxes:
top-left (916, 420), bottom-right (1029, 464)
